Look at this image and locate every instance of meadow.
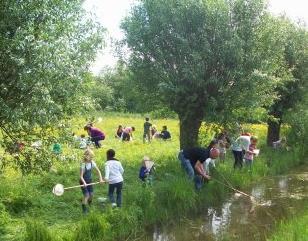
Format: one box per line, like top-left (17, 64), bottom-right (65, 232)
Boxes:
top-left (0, 112), bottom-right (305, 241)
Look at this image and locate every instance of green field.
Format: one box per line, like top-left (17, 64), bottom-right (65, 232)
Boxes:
top-left (0, 113), bottom-right (305, 241)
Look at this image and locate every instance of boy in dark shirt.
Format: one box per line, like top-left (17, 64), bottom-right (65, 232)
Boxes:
top-left (160, 125), bottom-right (171, 140)
top-left (143, 117), bottom-right (152, 143)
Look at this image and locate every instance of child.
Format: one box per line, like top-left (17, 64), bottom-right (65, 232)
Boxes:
top-left (160, 126), bottom-right (171, 140)
top-left (143, 118), bottom-right (152, 143)
top-left (204, 157), bottom-right (216, 175)
top-left (80, 148), bottom-right (104, 213)
top-left (139, 156), bottom-right (155, 184)
top-left (79, 134), bottom-right (88, 149)
top-left (244, 136), bottom-right (258, 170)
top-left (115, 125), bottom-right (123, 139)
top-left (150, 125), bottom-right (160, 139)
top-left (104, 149), bottom-right (124, 208)
top-left (121, 126), bottom-right (135, 141)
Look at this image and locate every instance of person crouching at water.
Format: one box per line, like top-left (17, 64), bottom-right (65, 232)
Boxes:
top-left (104, 149), bottom-right (124, 208)
top-left (178, 147), bottom-right (220, 190)
top-left (80, 148), bottom-right (104, 213)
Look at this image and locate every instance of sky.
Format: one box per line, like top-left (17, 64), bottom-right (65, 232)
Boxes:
top-left (83, 0), bottom-right (308, 75)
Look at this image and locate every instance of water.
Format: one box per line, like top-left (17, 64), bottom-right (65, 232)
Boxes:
top-left (148, 167), bottom-right (308, 241)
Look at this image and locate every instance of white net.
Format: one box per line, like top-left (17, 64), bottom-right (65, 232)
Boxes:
top-left (53, 184), bottom-right (64, 196)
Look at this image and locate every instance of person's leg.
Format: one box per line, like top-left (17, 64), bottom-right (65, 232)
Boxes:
top-left (238, 151), bottom-right (243, 169)
top-left (115, 182), bottom-right (123, 207)
top-left (232, 150), bottom-right (238, 169)
top-left (91, 136), bottom-right (101, 148)
top-left (178, 151), bottom-right (194, 180)
top-left (108, 184), bottom-right (116, 204)
top-left (87, 185), bottom-right (93, 206)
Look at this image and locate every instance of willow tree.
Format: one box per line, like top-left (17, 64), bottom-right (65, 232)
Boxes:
top-left (122, 0), bottom-right (283, 148)
top-left (266, 19), bottom-right (308, 145)
top-left (0, 0), bottom-right (104, 173)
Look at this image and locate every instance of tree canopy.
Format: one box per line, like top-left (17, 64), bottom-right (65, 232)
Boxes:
top-left (121, 0), bottom-right (285, 148)
top-left (0, 0), bottom-right (105, 173)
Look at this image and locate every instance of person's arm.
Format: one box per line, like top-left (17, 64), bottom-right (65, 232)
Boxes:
top-left (104, 164), bottom-right (110, 182)
top-left (119, 163), bottom-right (124, 175)
top-left (94, 165), bottom-right (104, 182)
top-left (194, 160), bottom-right (210, 179)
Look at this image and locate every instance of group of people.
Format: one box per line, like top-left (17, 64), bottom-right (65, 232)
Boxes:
top-left (77, 117), bottom-right (265, 213)
top-left (143, 117), bottom-right (171, 143)
top-left (79, 147), bottom-right (155, 213)
top-left (80, 148), bottom-right (124, 213)
top-left (178, 131), bottom-right (260, 190)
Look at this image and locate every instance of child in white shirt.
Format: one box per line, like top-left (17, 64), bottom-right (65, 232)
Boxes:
top-left (104, 149), bottom-right (124, 208)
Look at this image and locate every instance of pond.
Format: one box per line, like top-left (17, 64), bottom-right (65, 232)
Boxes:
top-left (147, 166), bottom-right (308, 241)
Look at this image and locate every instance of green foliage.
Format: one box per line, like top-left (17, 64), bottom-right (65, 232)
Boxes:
top-left (24, 220), bottom-right (54, 241)
top-left (0, 0), bottom-right (105, 173)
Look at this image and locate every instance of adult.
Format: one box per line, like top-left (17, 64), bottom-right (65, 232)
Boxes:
top-left (231, 134), bottom-right (251, 169)
top-left (84, 124), bottom-right (105, 148)
top-left (121, 126), bottom-right (135, 141)
top-left (178, 147), bottom-right (220, 190)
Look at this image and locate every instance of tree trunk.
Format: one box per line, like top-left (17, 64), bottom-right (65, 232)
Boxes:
top-left (179, 112), bottom-right (203, 149)
top-left (267, 111), bottom-right (282, 146)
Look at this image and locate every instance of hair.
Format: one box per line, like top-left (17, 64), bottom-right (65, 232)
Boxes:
top-left (162, 125), bottom-right (167, 130)
top-left (207, 139), bottom-right (218, 149)
top-left (106, 149), bottom-right (115, 160)
top-left (81, 134), bottom-right (85, 138)
top-left (84, 148), bottom-right (94, 162)
top-left (117, 125), bottom-right (122, 129)
top-left (145, 117), bottom-right (149, 121)
top-left (132, 127), bottom-right (135, 131)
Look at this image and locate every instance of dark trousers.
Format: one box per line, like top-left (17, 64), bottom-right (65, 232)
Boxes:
top-left (232, 150), bottom-right (243, 169)
top-left (91, 136), bottom-right (104, 148)
top-left (108, 182), bottom-right (123, 207)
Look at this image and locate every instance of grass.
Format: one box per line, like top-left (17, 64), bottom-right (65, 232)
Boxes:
top-left (267, 211), bottom-right (308, 241)
top-left (0, 112), bottom-right (306, 241)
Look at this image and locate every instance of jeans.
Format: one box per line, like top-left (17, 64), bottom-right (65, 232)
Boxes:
top-left (178, 151), bottom-right (203, 190)
top-left (108, 182), bottom-right (123, 207)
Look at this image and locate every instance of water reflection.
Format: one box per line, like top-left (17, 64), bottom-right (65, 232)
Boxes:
top-left (151, 169), bottom-right (308, 241)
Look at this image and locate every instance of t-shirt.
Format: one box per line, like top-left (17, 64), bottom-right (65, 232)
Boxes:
top-left (144, 121), bottom-right (152, 133)
top-left (81, 161), bottom-right (97, 172)
top-left (182, 147), bottom-right (210, 168)
top-left (123, 127), bottom-right (133, 134)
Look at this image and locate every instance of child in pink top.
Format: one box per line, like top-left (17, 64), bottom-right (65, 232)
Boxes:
top-left (244, 136), bottom-right (258, 170)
